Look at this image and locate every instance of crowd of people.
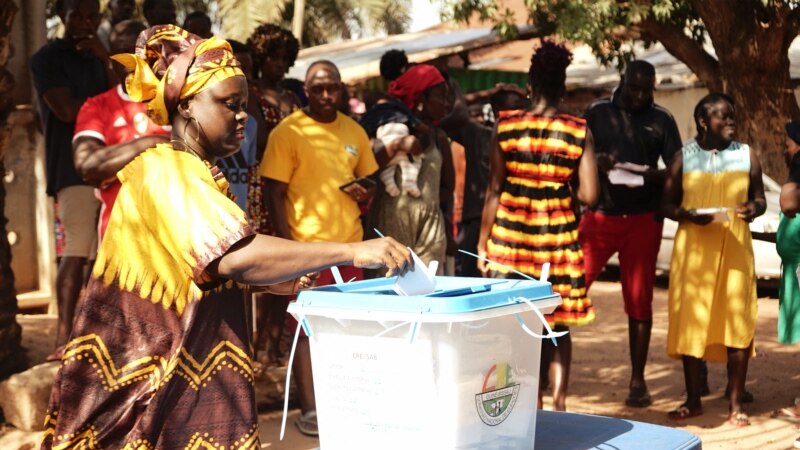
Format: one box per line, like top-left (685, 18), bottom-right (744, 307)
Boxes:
top-left (28, 0), bottom-right (800, 448)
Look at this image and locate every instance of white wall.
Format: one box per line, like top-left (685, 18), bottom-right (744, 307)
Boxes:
top-left (653, 87), bottom-right (708, 143)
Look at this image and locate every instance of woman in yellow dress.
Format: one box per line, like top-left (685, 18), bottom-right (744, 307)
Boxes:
top-left (661, 93), bottom-right (765, 427)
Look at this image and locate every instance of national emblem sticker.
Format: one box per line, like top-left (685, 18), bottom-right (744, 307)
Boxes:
top-left (475, 362), bottom-right (520, 426)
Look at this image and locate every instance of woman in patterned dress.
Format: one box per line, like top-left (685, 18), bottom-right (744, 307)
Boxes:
top-left (662, 93), bottom-right (765, 426)
top-left (41, 25), bottom-right (411, 449)
top-left (245, 24), bottom-right (301, 366)
top-left (477, 41), bottom-right (598, 411)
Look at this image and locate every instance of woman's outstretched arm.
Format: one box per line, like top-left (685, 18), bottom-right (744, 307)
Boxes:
top-left (209, 235), bottom-right (412, 286)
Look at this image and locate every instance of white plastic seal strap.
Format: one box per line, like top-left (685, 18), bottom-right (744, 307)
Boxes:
top-left (280, 312), bottom-right (306, 441)
top-left (512, 295), bottom-right (569, 345)
top-left (371, 310), bottom-right (423, 344)
top-left (330, 265), bottom-right (344, 284)
top-left (458, 250), bottom-right (564, 345)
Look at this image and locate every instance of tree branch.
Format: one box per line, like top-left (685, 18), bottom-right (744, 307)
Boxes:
top-left (638, 16), bottom-right (721, 91)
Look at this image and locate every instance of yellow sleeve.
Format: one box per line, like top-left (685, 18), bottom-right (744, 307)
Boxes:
top-left (98, 146), bottom-right (252, 314)
top-left (260, 122), bottom-right (295, 183)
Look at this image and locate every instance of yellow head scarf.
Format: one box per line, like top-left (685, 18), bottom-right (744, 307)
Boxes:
top-left (112, 24), bottom-right (244, 125)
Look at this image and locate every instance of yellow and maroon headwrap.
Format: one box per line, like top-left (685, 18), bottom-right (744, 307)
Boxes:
top-left (112, 24), bottom-right (244, 125)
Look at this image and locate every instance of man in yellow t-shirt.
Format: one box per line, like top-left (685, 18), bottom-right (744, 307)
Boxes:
top-left (260, 60), bottom-right (378, 436)
top-left (261, 62), bottom-right (377, 244)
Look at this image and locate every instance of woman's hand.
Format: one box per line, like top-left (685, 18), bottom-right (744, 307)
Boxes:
top-left (351, 237), bottom-right (413, 277)
top-left (476, 247), bottom-right (490, 277)
top-left (736, 201), bottom-right (760, 222)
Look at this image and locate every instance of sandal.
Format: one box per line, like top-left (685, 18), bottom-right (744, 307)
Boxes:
top-left (625, 386), bottom-right (652, 408)
top-left (667, 404), bottom-right (703, 421)
top-left (771, 406), bottom-right (800, 422)
top-left (295, 410), bottom-right (319, 437)
top-left (728, 411), bottom-right (750, 427)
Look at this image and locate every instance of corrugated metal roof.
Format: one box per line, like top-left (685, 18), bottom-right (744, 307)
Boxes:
top-left (290, 26), bottom-right (800, 90)
top-left (288, 25), bottom-right (536, 83)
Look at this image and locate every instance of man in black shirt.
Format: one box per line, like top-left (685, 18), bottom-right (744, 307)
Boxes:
top-left (440, 84), bottom-right (527, 277)
top-left (31, 0), bottom-right (116, 357)
top-left (580, 60), bottom-right (682, 407)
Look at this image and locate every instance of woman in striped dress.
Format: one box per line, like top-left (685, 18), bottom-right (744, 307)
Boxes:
top-left (477, 41), bottom-right (598, 411)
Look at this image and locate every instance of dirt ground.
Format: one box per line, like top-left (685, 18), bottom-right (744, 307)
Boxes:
top-left (562, 277), bottom-right (800, 450)
top-left (2, 277), bottom-right (799, 450)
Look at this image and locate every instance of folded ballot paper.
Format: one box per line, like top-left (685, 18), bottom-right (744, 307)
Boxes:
top-left (392, 248), bottom-right (438, 296)
top-left (607, 162), bottom-right (649, 187)
top-left (688, 207), bottom-right (730, 223)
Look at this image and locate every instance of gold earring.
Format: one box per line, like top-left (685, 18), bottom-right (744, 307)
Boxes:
top-left (189, 117), bottom-right (201, 142)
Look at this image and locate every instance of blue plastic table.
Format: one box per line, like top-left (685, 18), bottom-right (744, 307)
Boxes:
top-left (536, 410), bottom-right (702, 450)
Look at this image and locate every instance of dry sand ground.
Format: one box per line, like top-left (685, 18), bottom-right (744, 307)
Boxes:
top-left (2, 277), bottom-right (799, 449)
top-left (563, 278), bottom-right (800, 450)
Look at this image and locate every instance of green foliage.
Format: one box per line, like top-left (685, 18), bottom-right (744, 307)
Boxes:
top-left (46, 0), bottom-right (410, 46)
top-left (217, 0), bottom-right (284, 42)
top-left (442, 0), bottom-right (712, 69)
top-left (175, 0), bottom-right (208, 15)
top-left (214, 0), bottom-right (411, 45)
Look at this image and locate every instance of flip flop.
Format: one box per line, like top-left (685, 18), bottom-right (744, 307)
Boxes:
top-left (667, 405), bottom-right (703, 421)
top-left (771, 406), bottom-right (800, 422)
top-left (728, 411), bottom-right (750, 427)
top-left (625, 387), bottom-right (652, 408)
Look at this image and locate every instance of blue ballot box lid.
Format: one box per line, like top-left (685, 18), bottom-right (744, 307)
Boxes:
top-left (535, 410), bottom-right (702, 450)
top-left (294, 276), bottom-right (556, 315)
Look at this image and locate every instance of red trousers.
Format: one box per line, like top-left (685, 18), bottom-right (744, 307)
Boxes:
top-left (579, 211), bottom-right (663, 321)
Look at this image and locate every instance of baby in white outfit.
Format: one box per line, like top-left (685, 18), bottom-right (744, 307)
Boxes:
top-left (376, 122), bottom-right (422, 197)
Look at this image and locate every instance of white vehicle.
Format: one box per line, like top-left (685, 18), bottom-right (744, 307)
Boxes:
top-left (608, 174), bottom-right (782, 281)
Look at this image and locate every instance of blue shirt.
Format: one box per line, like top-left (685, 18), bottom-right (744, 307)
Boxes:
top-left (217, 115), bottom-right (258, 215)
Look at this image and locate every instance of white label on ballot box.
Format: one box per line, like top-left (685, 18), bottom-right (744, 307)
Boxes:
top-left (313, 333), bottom-right (441, 444)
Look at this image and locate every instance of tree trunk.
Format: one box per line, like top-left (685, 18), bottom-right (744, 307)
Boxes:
top-left (722, 63), bottom-right (797, 181)
top-left (292, 0), bottom-right (306, 43)
top-left (0, 158), bottom-right (25, 380)
top-left (0, 0), bottom-right (26, 381)
top-left (643, 1), bottom-right (799, 180)
top-left (692, 0), bottom-right (799, 180)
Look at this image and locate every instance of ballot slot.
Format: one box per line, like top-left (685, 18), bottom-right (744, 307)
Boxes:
top-left (310, 278), bottom-right (505, 298)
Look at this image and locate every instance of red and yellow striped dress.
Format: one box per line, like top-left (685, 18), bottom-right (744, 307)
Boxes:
top-left (486, 110), bottom-right (595, 327)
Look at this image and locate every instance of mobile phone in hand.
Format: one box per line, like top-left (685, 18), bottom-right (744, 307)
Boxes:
top-left (339, 176), bottom-right (377, 191)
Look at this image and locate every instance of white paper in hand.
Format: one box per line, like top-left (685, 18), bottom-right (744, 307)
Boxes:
top-left (608, 168), bottom-right (645, 187)
top-left (691, 207), bottom-right (729, 223)
top-left (393, 248), bottom-right (437, 296)
top-left (614, 162), bottom-right (649, 173)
